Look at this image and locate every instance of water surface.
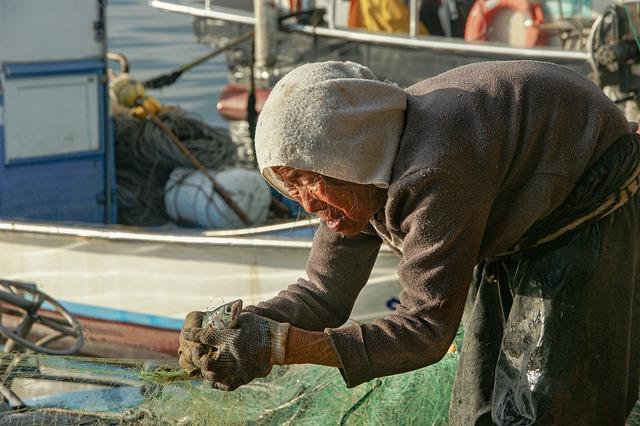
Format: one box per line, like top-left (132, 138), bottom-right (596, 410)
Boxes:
top-left (107, 0), bottom-right (228, 127)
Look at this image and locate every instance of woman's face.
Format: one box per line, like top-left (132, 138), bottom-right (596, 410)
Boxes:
top-left (273, 166), bottom-right (387, 236)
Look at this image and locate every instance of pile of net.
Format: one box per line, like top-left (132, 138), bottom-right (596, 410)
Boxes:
top-left (2, 348), bottom-right (640, 425)
top-left (114, 109), bottom-right (237, 226)
top-left (0, 352), bottom-right (459, 425)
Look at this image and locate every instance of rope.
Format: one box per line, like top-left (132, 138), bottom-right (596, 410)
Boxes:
top-left (121, 110), bottom-right (236, 169)
top-left (339, 379), bottom-right (382, 426)
top-left (114, 109), bottom-right (236, 226)
top-left (149, 114), bottom-right (252, 225)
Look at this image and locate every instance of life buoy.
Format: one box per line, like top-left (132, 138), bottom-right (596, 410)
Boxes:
top-left (464, 0), bottom-right (544, 47)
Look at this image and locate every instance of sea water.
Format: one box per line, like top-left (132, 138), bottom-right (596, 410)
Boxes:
top-left (107, 0), bottom-right (228, 127)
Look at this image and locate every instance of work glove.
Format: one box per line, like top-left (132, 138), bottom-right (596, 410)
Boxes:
top-left (180, 311), bottom-right (289, 391)
top-left (178, 311), bottom-right (208, 377)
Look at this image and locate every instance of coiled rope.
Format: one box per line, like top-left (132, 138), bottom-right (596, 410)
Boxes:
top-left (114, 109), bottom-right (237, 226)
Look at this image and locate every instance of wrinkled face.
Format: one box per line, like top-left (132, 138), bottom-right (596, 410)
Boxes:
top-left (273, 166), bottom-right (387, 236)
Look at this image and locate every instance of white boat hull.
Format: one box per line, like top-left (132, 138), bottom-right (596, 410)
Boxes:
top-left (0, 220), bottom-right (401, 334)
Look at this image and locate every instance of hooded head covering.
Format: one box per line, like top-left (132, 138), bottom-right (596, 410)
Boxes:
top-left (255, 61), bottom-right (407, 198)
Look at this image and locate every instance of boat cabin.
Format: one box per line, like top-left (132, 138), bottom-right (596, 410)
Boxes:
top-left (0, 0), bottom-right (115, 223)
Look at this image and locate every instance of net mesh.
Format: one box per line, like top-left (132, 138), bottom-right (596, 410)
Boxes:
top-left (0, 353), bottom-right (458, 425)
top-left (1, 327), bottom-right (639, 426)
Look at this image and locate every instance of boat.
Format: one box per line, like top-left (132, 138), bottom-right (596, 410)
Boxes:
top-left (0, 0), bottom-right (401, 359)
top-left (0, 219), bottom-right (401, 358)
top-left (149, 0), bottom-right (640, 120)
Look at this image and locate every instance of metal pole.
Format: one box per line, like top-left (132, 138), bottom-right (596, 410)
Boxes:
top-left (329, 0), bottom-right (336, 29)
top-left (410, 0), bottom-right (419, 38)
top-left (254, 0), bottom-right (267, 67)
top-left (253, 0), bottom-right (278, 68)
top-left (248, 40), bottom-right (259, 168)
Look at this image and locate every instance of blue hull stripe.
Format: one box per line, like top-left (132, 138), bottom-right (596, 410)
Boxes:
top-left (59, 300), bottom-right (184, 331)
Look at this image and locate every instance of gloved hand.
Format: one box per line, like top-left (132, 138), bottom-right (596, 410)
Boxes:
top-left (178, 311), bottom-right (207, 377)
top-left (180, 311), bottom-right (289, 391)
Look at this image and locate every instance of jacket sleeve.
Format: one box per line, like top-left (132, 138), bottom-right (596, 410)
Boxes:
top-left (245, 221), bottom-right (383, 331)
top-left (326, 168), bottom-right (494, 387)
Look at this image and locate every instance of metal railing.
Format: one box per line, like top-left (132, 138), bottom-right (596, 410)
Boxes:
top-left (149, 0), bottom-right (590, 61)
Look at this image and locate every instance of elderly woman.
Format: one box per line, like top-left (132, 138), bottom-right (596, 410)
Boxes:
top-left (179, 60), bottom-right (640, 424)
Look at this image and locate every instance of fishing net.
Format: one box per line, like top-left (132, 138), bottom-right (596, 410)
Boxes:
top-left (0, 328), bottom-right (464, 424)
top-left (114, 109), bottom-right (237, 226)
top-left (0, 352), bottom-right (459, 425)
top-left (1, 327), bottom-right (639, 425)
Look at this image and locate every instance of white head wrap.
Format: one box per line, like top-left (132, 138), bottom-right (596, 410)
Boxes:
top-left (255, 61), bottom-right (407, 198)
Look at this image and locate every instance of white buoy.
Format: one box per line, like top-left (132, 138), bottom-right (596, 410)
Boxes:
top-left (165, 167), bottom-right (272, 229)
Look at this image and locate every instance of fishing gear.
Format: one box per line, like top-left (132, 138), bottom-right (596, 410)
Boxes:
top-left (142, 31), bottom-right (255, 89)
top-left (142, 8), bottom-right (327, 90)
top-left (588, 1), bottom-right (640, 96)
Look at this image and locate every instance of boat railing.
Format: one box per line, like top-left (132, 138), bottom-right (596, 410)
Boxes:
top-left (149, 0), bottom-right (590, 61)
top-left (0, 219), bottom-right (315, 249)
top-left (0, 218), bottom-right (407, 253)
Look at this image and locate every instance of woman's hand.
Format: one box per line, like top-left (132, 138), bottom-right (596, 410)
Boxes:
top-left (178, 311), bottom-right (208, 377)
top-left (179, 312), bottom-right (276, 390)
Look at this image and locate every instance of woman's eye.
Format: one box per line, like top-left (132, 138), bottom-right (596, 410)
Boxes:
top-left (290, 193), bottom-right (301, 202)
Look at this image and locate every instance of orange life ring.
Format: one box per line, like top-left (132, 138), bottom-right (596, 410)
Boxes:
top-left (464, 0), bottom-right (544, 47)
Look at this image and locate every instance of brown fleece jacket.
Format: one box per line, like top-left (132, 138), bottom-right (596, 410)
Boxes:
top-left (246, 61), bottom-right (631, 387)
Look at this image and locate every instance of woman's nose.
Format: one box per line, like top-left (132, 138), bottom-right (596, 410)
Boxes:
top-left (299, 189), bottom-right (325, 212)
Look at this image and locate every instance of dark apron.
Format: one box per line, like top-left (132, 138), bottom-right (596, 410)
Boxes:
top-left (449, 134), bottom-right (640, 425)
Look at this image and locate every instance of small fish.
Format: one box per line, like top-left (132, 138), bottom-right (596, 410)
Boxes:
top-left (201, 299), bottom-right (243, 330)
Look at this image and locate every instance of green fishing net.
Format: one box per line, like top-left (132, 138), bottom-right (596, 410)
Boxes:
top-left (1, 326), bottom-right (639, 426)
top-left (0, 351), bottom-right (459, 425)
